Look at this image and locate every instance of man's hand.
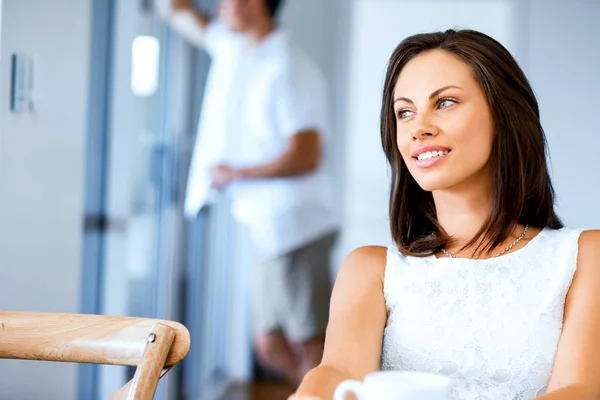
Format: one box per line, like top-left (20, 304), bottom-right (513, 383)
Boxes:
top-left (156, 0), bottom-right (210, 42)
top-left (172, 0), bottom-right (193, 10)
top-left (211, 164), bottom-right (242, 189)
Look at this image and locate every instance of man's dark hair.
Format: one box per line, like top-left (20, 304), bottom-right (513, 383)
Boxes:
top-left (264, 0), bottom-right (284, 18)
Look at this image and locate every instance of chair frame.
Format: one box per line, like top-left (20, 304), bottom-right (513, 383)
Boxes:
top-left (0, 311), bottom-right (191, 399)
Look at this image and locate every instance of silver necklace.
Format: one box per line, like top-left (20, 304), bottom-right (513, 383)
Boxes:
top-left (441, 225), bottom-right (529, 259)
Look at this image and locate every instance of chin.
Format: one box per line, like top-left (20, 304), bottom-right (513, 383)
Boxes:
top-left (412, 175), bottom-right (458, 193)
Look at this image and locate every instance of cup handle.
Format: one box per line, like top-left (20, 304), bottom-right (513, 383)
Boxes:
top-left (333, 379), bottom-right (363, 400)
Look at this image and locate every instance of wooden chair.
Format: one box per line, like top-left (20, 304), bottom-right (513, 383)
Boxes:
top-left (0, 311), bottom-right (191, 399)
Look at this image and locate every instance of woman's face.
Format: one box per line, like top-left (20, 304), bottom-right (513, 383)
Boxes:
top-left (393, 49), bottom-right (495, 192)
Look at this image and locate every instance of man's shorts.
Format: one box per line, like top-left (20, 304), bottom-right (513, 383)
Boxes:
top-left (252, 231), bottom-right (338, 342)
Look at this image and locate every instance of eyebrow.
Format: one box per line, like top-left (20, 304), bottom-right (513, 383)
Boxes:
top-left (393, 85), bottom-right (463, 105)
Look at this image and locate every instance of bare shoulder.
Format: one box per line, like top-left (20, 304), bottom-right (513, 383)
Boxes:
top-left (344, 245), bottom-right (388, 263)
top-left (576, 230), bottom-right (600, 272)
top-left (339, 245), bottom-right (388, 282)
top-left (578, 229), bottom-right (600, 249)
top-left (565, 229), bottom-right (600, 300)
top-left (331, 246), bottom-right (389, 298)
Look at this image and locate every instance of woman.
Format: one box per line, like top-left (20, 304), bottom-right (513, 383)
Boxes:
top-left (291, 29), bottom-right (600, 400)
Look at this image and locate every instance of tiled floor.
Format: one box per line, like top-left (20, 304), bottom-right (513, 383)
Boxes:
top-left (219, 382), bottom-right (296, 400)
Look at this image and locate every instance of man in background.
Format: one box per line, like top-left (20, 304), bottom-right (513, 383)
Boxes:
top-left (157, 0), bottom-right (339, 385)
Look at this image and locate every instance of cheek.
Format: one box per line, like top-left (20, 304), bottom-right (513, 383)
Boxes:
top-left (395, 125), bottom-right (412, 160)
top-left (451, 115), bottom-right (495, 173)
top-left (471, 126), bottom-right (494, 163)
top-left (450, 111), bottom-right (494, 150)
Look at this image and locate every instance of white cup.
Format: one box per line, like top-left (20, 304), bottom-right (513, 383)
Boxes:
top-left (333, 371), bottom-right (452, 400)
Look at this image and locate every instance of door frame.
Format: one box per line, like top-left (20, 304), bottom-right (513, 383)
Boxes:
top-left (78, 0), bottom-right (116, 399)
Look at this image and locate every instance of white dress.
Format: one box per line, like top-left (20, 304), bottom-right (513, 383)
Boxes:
top-left (381, 228), bottom-right (582, 400)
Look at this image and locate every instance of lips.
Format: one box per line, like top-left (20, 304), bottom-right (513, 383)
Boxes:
top-left (411, 146), bottom-right (451, 168)
top-left (411, 146), bottom-right (452, 159)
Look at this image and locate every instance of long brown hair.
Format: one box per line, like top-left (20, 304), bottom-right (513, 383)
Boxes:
top-left (381, 29), bottom-right (563, 257)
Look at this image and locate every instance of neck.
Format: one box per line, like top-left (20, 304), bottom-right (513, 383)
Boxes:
top-left (433, 187), bottom-right (491, 246)
top-left (432, 169), bottom-right (494, 250)
top-left (246, 18), bottom-right (276, 46)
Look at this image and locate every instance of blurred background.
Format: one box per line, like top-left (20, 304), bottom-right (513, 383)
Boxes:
top-left (0, 0), bottom-right (599, 399)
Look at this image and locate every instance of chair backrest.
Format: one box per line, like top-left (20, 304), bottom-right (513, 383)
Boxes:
top-left (0, 311), bottom-right (191, 400)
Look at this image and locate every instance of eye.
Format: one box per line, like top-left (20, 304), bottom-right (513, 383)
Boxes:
top-left (396, 109), bottom-right (414, 120)
top-left (437, 98), bottom-right (457, 109)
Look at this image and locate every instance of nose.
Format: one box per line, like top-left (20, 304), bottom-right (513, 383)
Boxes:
top-left (410, 114), bottom-right (440, 141)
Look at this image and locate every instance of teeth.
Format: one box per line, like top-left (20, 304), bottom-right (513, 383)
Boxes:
top-left (417, 150), bottom-right (449, 161)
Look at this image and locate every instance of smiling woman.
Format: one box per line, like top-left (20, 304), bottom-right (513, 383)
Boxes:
top-left (292, 28), bottom-right (600, 400)
top-left (380, 34), bottom-right (561, 258)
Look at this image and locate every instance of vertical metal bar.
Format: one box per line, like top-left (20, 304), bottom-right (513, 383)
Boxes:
top-left (78, 0), bottom-right (116, 399)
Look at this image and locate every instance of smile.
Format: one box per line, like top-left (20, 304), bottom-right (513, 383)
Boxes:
top-left (411, 146), bottom-right (452, 168)
top-left (417, 150), bottom-right (450, 161)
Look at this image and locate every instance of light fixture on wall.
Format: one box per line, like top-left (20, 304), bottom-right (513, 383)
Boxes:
top-left (131, 35), bottom-right (160, 97)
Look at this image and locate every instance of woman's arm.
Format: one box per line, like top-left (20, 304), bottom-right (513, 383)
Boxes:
top-left (536, 386), bottom-right (599, 400)
top-left (291, 246), bottom-right (388, 400)
top-left (537, 230), bottom-right (600, 400)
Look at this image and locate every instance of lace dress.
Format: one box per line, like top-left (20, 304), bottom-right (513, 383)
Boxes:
top-left (381, 228), bottom-right (582, 400)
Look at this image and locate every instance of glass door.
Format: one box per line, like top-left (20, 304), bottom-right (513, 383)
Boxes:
top-left (81, 0), bottom-right (190, 398)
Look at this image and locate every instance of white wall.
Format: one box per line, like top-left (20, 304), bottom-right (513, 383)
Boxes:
top-left (0, 0), bottom-right (92, 399)
top-left (0, 1), bottom-right (3, 70)
top-left (523, 1), bottom-right (600, 229)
